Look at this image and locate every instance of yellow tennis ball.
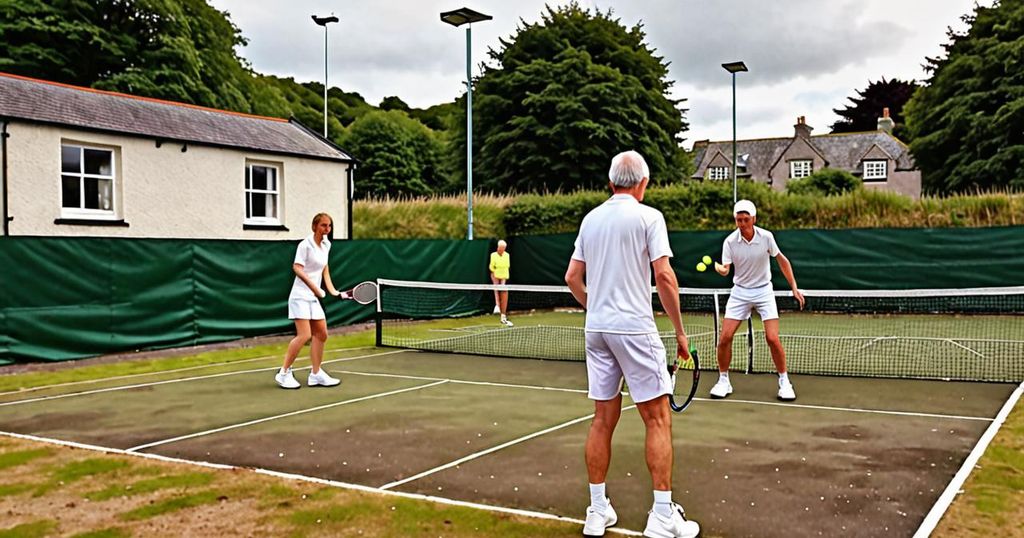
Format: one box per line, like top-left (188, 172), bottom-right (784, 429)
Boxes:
top-left (696, 262), bottom-right (707, 272)
top-left (702, 255), bottom-right (713, 265)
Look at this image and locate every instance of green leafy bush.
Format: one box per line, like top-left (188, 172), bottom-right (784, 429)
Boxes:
top-left (786, 168), bottom-right (861, 196)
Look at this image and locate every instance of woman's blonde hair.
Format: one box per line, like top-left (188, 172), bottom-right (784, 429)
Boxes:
top-left (311, 212), bottom-right (333, 230)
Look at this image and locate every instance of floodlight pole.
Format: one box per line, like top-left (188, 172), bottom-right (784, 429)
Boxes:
top-left (441, 7), bottom-right (492, 240)
top-left (722, 61), bottom-right (747, 204)
top-left (312, 14), bottom-right (339, 139)
top-left (465, 24), bottom-right (474, 240)
top-left (731, 72), bottom-right (737, 204)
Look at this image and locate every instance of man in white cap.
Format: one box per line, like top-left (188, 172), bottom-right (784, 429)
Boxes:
top-left (712, 199), bottom-right (805, 401)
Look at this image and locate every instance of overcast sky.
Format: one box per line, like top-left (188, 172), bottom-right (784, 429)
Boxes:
top-left (208, 0), bottom-right (985, 146)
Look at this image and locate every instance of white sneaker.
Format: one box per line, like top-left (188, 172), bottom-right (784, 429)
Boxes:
top-left (643, 503), bottom-right (699, 538)
top-left (709, 378), bottom-right (733, 399)
top-left (493, 305), bottom-right (501, 314)
top-left (582, 499), bottom-right (617, 536)
top-left (500, 317), bottom-right (514, 327)
top-left (275, 368), bottom-right (300, 389)
top-left (778, 378), bottom-right (796, 401)
top-left (308, 370), bottom-right (341, 387)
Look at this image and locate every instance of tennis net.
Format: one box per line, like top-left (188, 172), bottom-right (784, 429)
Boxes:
top-left (376, 279), bottom-right (1024, 383)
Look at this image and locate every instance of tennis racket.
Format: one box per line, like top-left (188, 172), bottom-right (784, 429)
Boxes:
top-left (338, 281), bottom-right (377, 305)
top-left (668, 347), bottom-right (700, 413)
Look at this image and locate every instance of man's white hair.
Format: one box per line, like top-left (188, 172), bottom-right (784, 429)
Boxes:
top-left (497, 240), bottom-right (507, 247)
top-left (608, 150), bottom-right (650, 188)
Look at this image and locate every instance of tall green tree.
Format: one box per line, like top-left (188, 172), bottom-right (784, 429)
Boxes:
top-left (341, 110), bottom-right (447, 198)
top-left (453, 3), bottom-right (689, 193)
top-left (0, 0), bottom-right (261, 113)
top-left (830, 78), bottom-right (919, 138)
top-left (903, 0), bottom-right (1024, 193)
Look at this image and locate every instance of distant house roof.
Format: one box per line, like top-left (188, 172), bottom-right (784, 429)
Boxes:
top-left (0, 72), bottom-right (353, 163)
top-left (691, 131), bottom-right (915, 180)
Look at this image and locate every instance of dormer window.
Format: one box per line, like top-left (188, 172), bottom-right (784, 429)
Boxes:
top-left (789, 160), bottom-right (812, 179)
top-left (863, 160), bottom-right (887, 181)
top-left (708, 166), bottom-right (729, 180)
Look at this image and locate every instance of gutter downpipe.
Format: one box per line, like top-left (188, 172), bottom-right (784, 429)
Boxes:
top-left (346, 163), bottom-right (356, 240)
top-left (2, 120), bottom-right (9, 237)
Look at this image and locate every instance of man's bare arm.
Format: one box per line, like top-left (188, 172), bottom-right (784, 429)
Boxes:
top-left (564, 259), bottom-right (587, 309)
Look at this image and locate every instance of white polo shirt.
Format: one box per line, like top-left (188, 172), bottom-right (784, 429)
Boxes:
top-left (571, 194), bottom-right (673, 333)
top-left (290, 234), bottom-right (331, 300)
top-left (721, 226), bottom-right (780, 289)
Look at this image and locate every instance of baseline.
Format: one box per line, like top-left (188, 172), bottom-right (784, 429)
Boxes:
top-left (0, 349), bottom-right (405, 408)
top-left (0, 430), bottom-right (642, 536)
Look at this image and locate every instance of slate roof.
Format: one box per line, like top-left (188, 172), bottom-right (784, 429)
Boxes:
top-left (692, 129), bottom-right (915, 180)
top-left (0, 72), bottom-right (352, 162)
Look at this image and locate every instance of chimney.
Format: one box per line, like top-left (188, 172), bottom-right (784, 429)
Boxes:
top-left (794, 116), bottom-right (813, 139)
top-left (877, 107), bottom-right (895, 134)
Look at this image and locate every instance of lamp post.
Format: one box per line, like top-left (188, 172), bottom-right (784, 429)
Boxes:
top-left (721, 61), bottom-right (747, 204)
top-left (312, 14), bottom-right (340, 139)
top-left (441, 7), bottom-right (492, 241)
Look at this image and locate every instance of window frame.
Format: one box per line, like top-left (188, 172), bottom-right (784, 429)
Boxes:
top-left (707, 166), bottom-right (729, 180)
top-left (789, 159), bottom-right (812, 179)
top-left (863, 160), bottom-right (888, 182)
top-left (59, 143), bottom-right (117, 220)
top-left (244, 162), bottom-right (283, 225)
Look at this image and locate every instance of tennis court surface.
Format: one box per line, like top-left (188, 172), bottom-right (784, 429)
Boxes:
top-left (1, 281), bottom-right (1021, 537)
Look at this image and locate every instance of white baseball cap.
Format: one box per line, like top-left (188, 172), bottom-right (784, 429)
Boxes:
top-left (733, 199), bottom-right (757, 217)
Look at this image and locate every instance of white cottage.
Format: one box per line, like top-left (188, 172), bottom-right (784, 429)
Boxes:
top-left (0, 72), bottom-right (355, 239)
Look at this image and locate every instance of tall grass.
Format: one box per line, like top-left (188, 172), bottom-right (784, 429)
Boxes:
top-left (354, 193), bottom-right (515, 239)
top-left (353, 185), bottom-right (1024, 238)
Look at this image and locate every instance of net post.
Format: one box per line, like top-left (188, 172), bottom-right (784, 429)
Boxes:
top-left (713, 292), bottom-right (721, 354)
top-left (375, 279), bottom-right (383, 347)
top-left (745, 318), bottom-right (754, 374)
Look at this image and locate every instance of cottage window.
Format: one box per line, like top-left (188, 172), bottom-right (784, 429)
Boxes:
top-left (60, 144), bottom-right (116, 218)
top-left (708, 166), bottom-right (729, 180)
top-left (789, 160), bottom-right (812, 179)
top-left (245, 163), bottom-right (281, 224)
top-left (863, 160), bottom-right (887, 181)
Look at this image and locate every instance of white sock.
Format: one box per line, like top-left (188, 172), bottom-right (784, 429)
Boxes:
top-left (653, 489), bottom-right (673, 517)
top-left (589, 483), bottom-right (608, 511)
top-left (280, 367), bottom-right (289, 374)
top-left (501, 314), bottom-right (507, 321)
top-left (719, 371), bottom-right (730, 382)
top-left (779, 372), bottom-right (789, 384)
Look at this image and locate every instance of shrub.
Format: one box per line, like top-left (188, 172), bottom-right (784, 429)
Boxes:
top-left (786, 168), bottom-right (861, 196)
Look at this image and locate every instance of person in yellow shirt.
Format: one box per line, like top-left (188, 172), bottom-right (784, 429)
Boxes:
top-left (489, 239), bottom-right (512, 326)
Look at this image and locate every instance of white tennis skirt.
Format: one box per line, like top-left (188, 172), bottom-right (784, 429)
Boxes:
top-left (288, 298), bottom-right (325, 320)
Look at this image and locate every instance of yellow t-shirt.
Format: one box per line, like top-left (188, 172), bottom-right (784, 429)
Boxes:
top-left (489, 252), bottom-right (510, 280)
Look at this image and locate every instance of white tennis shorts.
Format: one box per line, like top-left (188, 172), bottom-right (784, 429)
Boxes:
top-left (288, 298), bottom-right (325, 320)
top-left (585, 331), bottom-right (672, 403)
top-left (724, 284), bottom-right (779, 321)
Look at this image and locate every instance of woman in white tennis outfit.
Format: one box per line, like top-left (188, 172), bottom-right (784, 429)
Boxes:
top-left (275, 213), bottom-right (343, 389)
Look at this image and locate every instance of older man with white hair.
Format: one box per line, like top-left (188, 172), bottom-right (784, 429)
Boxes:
top-left (565, 150), bottom-right (700, 538)
top-left (489, 239), bottom-right (512, 326)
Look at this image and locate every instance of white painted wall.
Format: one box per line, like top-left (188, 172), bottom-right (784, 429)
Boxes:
top-left (4, 122), bottom-right (350, 239)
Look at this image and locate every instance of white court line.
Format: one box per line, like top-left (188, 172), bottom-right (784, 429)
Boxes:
top-left (0, 350), bottom-right (405, 408)
top-left (0, 430), bottom-right (640, 536)
top-left (337, 369), bottom-right (588, 395)
top-left (0, 346), bottom-right (374, 397)
top-left (913, 381), bottom-right (1024, 538)
top-left (341, 369), bottom-right (992, 421)
top-left (380, 405), bottom-right (638, 490)
top-left (127, 379), bottom-right (449, 452)
top-left (699, 397), bottom-right (994, 422)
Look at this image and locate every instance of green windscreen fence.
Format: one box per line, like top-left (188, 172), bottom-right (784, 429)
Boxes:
top-left (0, 237), bottom-right (491, 364)
top-left (1, 226), bottom-right (1022, 364)
top-left (508, 226), bottom-right (1024, 289)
